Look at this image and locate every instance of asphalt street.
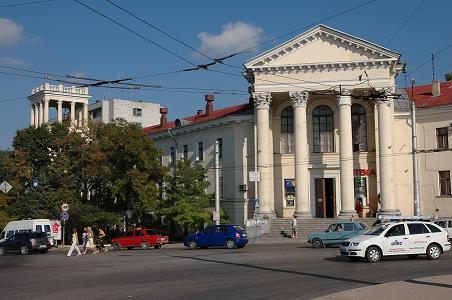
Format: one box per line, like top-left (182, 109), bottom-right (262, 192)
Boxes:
top-left (1, 243), bottom-right (452, 300)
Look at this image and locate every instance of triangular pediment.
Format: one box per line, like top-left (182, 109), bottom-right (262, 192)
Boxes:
top-left (244, 25), bottom-right (400, 69)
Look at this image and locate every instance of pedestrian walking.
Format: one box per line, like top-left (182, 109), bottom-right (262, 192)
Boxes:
top-left (434, 208), bottom-right (440, 221)
top-left (81, 228), bottom-right (88, 251)
top-left (67, 228), bottom-right (82, 257)
top-left (83, 227), bottom-right (98, 254)
top-left (291, 215), bottom-right (298, 239)
top-left (98, 228), bottom-right (108, 252)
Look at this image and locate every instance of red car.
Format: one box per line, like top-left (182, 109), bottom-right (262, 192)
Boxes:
top-left (111, 228), bottom-right (169, 250)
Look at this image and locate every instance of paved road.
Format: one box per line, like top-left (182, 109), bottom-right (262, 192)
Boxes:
top-left (1, 244), bottom-right (452, 300)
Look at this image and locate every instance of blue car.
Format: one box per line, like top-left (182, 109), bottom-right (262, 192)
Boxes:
top-left (307, 221), bottom-right (369, 248)
top-left (184, 224), bottom-right (248, 249)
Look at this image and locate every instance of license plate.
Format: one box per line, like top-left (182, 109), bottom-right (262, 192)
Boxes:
top-left (39, 245), bottom-right (47, 249)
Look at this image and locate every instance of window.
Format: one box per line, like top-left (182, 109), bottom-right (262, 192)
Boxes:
top-left (135, 231), bottom-right (143, 237)
top-left (219, 226), bottom-right (229, 233)
top-left (44, 225), bottom-right (50, 233)
top-left (217, 138), bottom-right (223, 158)
top-left (6, 231), bottom-right (14, 238)
top-left (352, 104), bottom-right (367, 152)
top-left (133, 108), bottom-right (142, 117)
top-left (197, 142), bottom-right (204, 161)
top-left (436, 127), bottom-right (448, 149)
top-left (146, 230), bottom-right (158, 236)
top-left (439, 171), bottom-right (451, 196)
top-left (407, 223), bottom-right (429, 235)
top-left (170, 147), bottom-right (176, 165)
top-left (312, 105), bottom-right (334, 153)
top-left (343, 223), bottom-right (354, 231)
top-left (385, 224), bottom-right (406, 237)
top-left (183, 145), bottom-right (188, 160)
top-left (426, 224), bottom-right (442, 233)
top-left (449, 221), bottom-right (452, 228)
top-left (203, 226), bottom-right (215, 234)
top-left (126, 231), bottom-right (134, 237)
top-left (36, 225), bottom-right (42, 233)
top-left (281, 106), bottom-right (294, 153)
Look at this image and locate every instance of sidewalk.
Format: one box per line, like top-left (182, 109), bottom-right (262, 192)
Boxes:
top-left (313, 274), bottom-right (452, 300)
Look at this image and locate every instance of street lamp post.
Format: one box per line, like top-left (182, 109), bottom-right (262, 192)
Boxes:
top-left (410, 78), bottom-right (421, 216)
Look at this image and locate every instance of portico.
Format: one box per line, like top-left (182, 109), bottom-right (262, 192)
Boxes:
top-left (245, 25), bottom-right (404, 218)
top-left (28, 83), bottom-right (91, 128)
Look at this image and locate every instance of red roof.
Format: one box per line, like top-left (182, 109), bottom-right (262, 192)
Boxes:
top-left (143, 103), bottom-right (251, 135)
top-left (404, 81), bottom-right (452, 108)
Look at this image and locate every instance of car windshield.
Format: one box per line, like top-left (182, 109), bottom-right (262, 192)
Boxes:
top-left (364, 223), bottom-right (390, 235)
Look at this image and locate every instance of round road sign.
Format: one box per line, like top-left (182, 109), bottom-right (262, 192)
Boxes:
top-left (61, 203), bottom-right (69, 212)
top-left (60, 211), bottom-right (69, 221)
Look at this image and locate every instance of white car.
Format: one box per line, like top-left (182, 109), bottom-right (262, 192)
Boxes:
top-left (340, 221), bottom-right (451, 262)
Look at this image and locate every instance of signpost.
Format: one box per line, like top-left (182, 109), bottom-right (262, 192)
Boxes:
top-left (60, 211), bottom-right (69, 247)
top-left (50, 220), bottom-right (62, 247)
top-left (0, 181), bottom-right (12, 194)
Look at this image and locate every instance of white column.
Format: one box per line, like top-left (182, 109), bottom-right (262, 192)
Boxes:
top-left (83, 103), bottom-right (89, 126)
top-left (43, 99), bottom-right (49, 124)
top-left (338, 90), bottom-right (357, 217)
top-left (30, 104), bottom-right (35, 126)
top-left (70, 101), bottom-right (76, 126)
top-left (253, 92), bottom-right (276, 218)
top-left (57, 100), bottom-right (63, 123)
top-left (377, 98), bottom-right (398, 215)
top-left (34, 104), bottom-right (39, 127)
top-left (290, 91), bottom-right (310, 218)
top-left (39, 101), bottom-right (44, 126)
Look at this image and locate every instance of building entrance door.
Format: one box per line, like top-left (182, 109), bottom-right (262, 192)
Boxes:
top-left (315, 178), bottom-right (336, 218)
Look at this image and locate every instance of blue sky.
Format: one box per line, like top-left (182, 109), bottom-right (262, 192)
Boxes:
top-left (1, 0), bottom-right (451, 149)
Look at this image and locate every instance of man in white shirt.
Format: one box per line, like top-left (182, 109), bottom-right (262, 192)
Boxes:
top-left (291, 215), bottom-right (298, 238)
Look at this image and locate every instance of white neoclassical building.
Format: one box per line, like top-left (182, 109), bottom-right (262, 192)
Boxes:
top-left (28, 83), bottom-right (91, 128)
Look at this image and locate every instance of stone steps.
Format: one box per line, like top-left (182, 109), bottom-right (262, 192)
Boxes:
top-left (260, 218), bottom-right (376, 239)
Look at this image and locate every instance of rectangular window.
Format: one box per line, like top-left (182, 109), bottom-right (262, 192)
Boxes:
top-left (217, 138), bottom-right (223, 158)
top-left (439, 171), bottom-right (451, 196)
top-left (133, 108), bottom-right (142, 117)
top-left (436, 127), bottom-right (448, 149)
top-left (284, 179), bottom-right (295, 206)
top-left (170, 147), bottom-right (176, 165)
top-left (183, 145), bottom-right (188, 160)
top-left (197, 142), bottom-right (204, 161)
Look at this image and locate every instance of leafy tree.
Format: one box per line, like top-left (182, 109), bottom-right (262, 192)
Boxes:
top-left (446, 72), bottom-right (452, 81)
top-left (162, 160), bottom-right (213, 234)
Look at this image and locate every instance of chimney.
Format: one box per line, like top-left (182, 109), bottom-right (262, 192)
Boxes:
top-left (432, 79), bottom-right (441, 97)
top-left (159, 107), bottom-right (168, 129)
top-left (205, 95), bottom-right (214, 116)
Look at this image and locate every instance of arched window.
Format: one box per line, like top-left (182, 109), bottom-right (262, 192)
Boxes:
top-left (281, 106), bottom-right (294, 153)
top-left (351, 104), bottom-right (367, 152)
top-left (312, 105), bottom-right (334, 153)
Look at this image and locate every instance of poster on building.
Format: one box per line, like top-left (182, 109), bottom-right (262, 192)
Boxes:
top-left (284, 179), bottom-right (296, 206)
top-left (50, 220), bottom-right (61, 240)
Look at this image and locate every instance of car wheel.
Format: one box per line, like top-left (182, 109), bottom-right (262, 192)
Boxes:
top-left (140, 242), bottom-right (150, 250)
top-left (0, 246), bottom-right (5, 255)
top-left (349, 257), bottom-right (361, 262)
top-left (154, 244), bottom-right (162, 249)
top-left (365, 246), bottom-right (382, 263)
top-left (188, 240), bottom-right (197, 250)
top-left (312, 238), bottom-right (323, 248)
top-left (408, 254), bottom-right (418, 259)
top-left (426, 243), bottom-right (442, 260)
top-left (20, 245), bottom-right (29, 255)
top-left (113, 243), bottom-right (121, 250)
top-left (226, 239), bottom-right (236, 249)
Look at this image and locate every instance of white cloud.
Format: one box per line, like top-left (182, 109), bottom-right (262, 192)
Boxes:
top-left (197, 21), bottom-right (264, 57)
top-left (0, 57), bottom-right (27, 67)
top-left (0, 18), bottom-right (24, 48)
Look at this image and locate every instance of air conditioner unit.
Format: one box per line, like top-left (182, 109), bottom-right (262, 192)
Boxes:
top-left (239, 184), bottom-right (248, 192)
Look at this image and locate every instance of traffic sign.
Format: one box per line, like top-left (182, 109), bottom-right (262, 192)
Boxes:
top-left (61, 203), bottom-right (69, 212)
top-left (50, 220), bottom-right (61, 240)
top-left (60, 211), bottom-right (69, 221)
top-left (32, 179), bottom-right (39, 188)
top-left (0, 181), bottom-right (12, 194)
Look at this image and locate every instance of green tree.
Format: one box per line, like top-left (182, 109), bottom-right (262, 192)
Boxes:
top-left (162, 160), bottom-right (213, 234)
top-left (445, 72), bottom-right (452, 81)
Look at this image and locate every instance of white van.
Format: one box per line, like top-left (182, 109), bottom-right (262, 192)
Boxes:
top-left (1, 219), bottom-right (54, 245)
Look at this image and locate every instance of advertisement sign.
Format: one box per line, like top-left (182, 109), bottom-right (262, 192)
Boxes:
top-left (50, 220), bottom-right (61, 240)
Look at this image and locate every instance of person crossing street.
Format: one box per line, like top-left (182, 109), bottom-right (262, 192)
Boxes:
top-left (67, 228), bottom-right (82, 257)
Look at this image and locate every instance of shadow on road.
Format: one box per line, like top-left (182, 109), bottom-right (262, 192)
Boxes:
top-left (162, 252), bottom-right (380, 286)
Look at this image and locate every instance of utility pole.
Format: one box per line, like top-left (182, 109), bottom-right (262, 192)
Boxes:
top-left (410, 78), bottom-right (421, 216)
top-left (214, 140), bottom-right (220, 225)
